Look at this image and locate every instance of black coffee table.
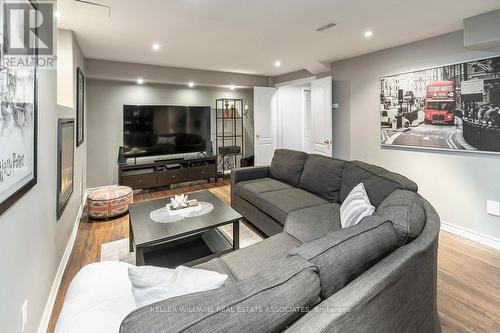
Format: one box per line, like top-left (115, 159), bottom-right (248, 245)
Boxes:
top-left (129, 190), bottom-right (242, 267)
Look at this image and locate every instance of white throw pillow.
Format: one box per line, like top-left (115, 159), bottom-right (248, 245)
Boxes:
top-left (340, 183), bottom-right (375, 228)
top-left (128, 265), bottom-right (228, 308)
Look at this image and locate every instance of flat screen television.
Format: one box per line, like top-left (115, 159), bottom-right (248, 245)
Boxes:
top-left (123, 105), bottom-right (211, 158)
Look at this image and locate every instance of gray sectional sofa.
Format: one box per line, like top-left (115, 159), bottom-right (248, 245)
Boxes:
top-left (120, 149), bottom-right (441, 333)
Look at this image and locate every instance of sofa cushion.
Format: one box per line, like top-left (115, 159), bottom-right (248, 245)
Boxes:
top-left (194, 258), bottom-right (237, 284)
top-left (284, 203), bottom-right (341, 243)
top-left (340, 161), bottom-right (418, 208)
top-left (289, 215), bottom-right (398, 299)
top-left (374, 190), bottom-right (426, 246)
top-left (232, 195), bottom-right (284, 236)
top-left (120, 256), bottom-right (321, 333)
top-left (221, 232), bottom-right (300, 281)
top-left (269, 149), bottom-right (308, 186)
top-left (233, 178), bottom-right (292, 207)
top-left (255, 188), bottom-right (329, 224)
top-left (299, 155), bottom-right (345, 202)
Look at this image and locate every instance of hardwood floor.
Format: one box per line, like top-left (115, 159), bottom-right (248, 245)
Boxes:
top-left (47, 181), bottom-right (500, 333)
top-left (46, 180), bottom-right (232, 333)
top-left (437, 233), bottom-right (500, 332)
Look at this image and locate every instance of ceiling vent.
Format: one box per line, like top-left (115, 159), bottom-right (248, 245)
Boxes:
top-left (75, 0), bottom-right (111, 17)
top-left (316, 21), bottom-right (336, 32)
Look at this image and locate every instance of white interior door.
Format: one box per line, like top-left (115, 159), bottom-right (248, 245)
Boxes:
top-left (311, 76), bottom-right (333, 156)
top-left (278, 86), bottom-right (303, 151)
top-left (254, 87), bottom-right (278, 165)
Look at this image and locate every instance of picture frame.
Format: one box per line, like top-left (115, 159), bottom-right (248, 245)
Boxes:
top-left (76, 67), bottom-right (85, 146)
top-left (57, 118), bottom-right (75, 220)
top-left (0, 1), bottom-right (39, 216)
top-left (380, 55), bottom-right (500, 154)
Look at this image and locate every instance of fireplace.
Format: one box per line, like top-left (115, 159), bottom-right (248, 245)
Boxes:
top-left (57, 119), bottom-right (75, 220)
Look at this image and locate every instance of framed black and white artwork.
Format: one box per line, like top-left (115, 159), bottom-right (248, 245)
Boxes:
top-left (380, 56), bottom-right (500, 154)
top-left (76, 67), bottom-right (84, 146)
top-left (0, 1), bottom-right (38, 216)
top-left (57, 119), bottom-right (75, 220)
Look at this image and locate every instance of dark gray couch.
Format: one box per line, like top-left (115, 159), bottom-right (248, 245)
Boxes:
top-left (120, 149), bottom-right (441, 333)
top-left (231, 149), bottom-right (418, 237)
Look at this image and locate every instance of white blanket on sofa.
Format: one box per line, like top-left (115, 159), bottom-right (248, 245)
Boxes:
top-left (55, 261), bottom-right (228, 333)
top-left (54, 261), bottom-right (136, 333)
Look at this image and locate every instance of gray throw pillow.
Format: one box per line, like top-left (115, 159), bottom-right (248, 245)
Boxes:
top-left (374, 189), bottom-right (426, 246)
top-left (299, 155), bottom-right (345, 202)
top-left (289, 215), bottom-right (398, 299)
top-left (269, 149), bottom-right (308, 186)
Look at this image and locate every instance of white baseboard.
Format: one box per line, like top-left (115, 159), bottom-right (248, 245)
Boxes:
top-left (86, 184), bottom-right (119, 193)
top-left (37, 191), bottom-right (87, 333)
top-left (441, 220), bottom-right (500, 250)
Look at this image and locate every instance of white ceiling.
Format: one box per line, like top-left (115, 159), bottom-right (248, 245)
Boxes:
top-left (58, 0), bottom-right (500, 76)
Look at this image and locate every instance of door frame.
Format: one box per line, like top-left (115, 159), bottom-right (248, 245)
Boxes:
top-left (274, 76), bottom-right (316, 88)
top-left (301, 87), bottom-right (312, 153)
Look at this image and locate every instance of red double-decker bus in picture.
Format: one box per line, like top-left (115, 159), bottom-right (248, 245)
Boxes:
top-left (424, 81), bottom-right (456, 125)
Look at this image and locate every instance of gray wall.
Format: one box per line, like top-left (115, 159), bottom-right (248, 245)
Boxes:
top-left (86, 59), bottom-right (269, 88)
top-left (87, 80), bottom-right (254, 187)
top-left (0, 34), bottom-right (87, 332)
top-left (464, 9), bottom-right (500, 49)
top-left (0, 70), bottom-right (58, 333)
top-left (330, 30), bottom-right (500, 239)
top-left (56, 32), bottom-right (88, 263)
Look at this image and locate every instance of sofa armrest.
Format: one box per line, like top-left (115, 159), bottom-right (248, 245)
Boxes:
top-left (284, 197), bottom-right (441, 333)
top-left (284, 203), bottom-right (342, 243)
top-left (120, 256), bottom-right (320, 333)
top-left (231, 166), bottom-right (270, 184)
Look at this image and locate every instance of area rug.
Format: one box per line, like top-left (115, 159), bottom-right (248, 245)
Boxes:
top-left (100, 222), bottom-right (263, 265)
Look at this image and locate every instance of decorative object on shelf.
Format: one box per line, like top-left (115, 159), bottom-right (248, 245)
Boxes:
top-left (224, 100), bottom-right (238, 118)
top-left (57, 119), bottom-right (75, 220)
top-left (76, 67), bottom-right (85, 146)
top-left (218, 145), bottom-right (241, 155)
top-left (150, 201), bottom-right (214, 223)
top-left (87, 185), bottom-right (133, 220)
top-left (216, 98), bottom-right (244, 177)
top-left (244, 102), bottom-right (249, 116)
top-left (0, 0), bottom-right (38, 217)
top-left (380, 55), bottom-right (500, 154)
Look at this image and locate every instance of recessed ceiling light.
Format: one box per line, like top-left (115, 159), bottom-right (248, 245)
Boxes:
top-left (364, 30), bottom-right (373, 38)
top-left (137, 78), bottom-right (144, 84)
top-left (54, 10), bottom-right (62, 18)
top-left (274, 60), bottom-right (281, 67)
top-left (152, 43), bottom-right (160, 51)
top-left (229, 85), bottom-right (235, 90)
top-left (188, 81), bottom-right (195, 88)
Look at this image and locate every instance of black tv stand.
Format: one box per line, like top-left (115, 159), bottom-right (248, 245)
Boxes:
top-left (118, 155), bottom-right (217, 190)
top-left (154, 157), bottom-right (182, 163)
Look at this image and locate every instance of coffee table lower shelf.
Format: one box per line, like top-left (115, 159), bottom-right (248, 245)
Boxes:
top-left (136, 228), bottom-right (235, 268)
